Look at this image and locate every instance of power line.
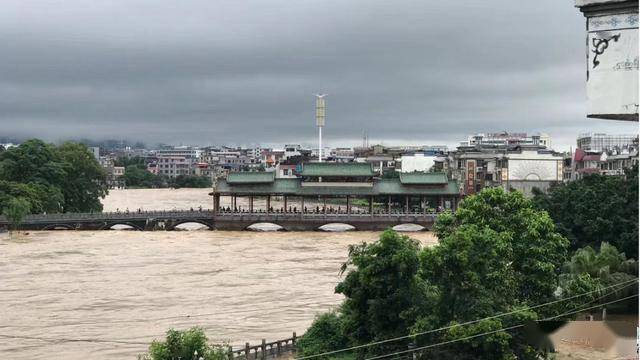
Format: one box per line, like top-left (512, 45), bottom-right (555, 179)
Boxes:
top-left (365, 293), bottom-right (638, 360)
top-left (295, 278), bottom-right (637, 360)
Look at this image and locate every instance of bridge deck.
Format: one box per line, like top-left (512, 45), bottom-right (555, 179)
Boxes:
top-left (0, 210), bottom-right (439, 231)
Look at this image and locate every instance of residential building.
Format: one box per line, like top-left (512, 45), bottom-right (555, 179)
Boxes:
top-left (157, 156), bottom-right (194, 178)
top-left (465, 132), bottom-right (551, 148)
top-left (156, 146), bottom-right (202, 159)
top-left (445, 142), bottom-right (564, 196)
top-left (572, 141), bottom-right (638, 179)
top-left (576, 133), bottom-right (638, 151)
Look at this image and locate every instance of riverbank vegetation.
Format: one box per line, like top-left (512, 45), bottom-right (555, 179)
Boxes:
top-left (0, 139), bottom-right (108, 214)
top-left (138, 327), bottom-right (228, 360)
top-left (296, 187), bottom-right (638, 359)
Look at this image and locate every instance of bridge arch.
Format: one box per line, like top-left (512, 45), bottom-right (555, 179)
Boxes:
top-left (246, 222), bottom-right (285, 231)
top-left (392, 223), bottom-right (427, 232)
top-left (524, 173), bottom-right (542, 181)
top-left (100, 222), bottom-right (143, 231)
top-left (318, 223), bottom-right (356, 232)
top-left (168, 220), bottom-right (214, 231)
top-left (41, 224), bottom-right (75, 230)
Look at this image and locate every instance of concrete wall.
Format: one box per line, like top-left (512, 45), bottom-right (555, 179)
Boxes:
top-left (504, 180), bottom-right (557, 197)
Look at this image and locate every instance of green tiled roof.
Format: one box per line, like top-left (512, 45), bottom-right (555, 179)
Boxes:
top-left (227, 172), bottom-right (275, 184)
top-left (301, 163), bottom-right (375, 177)
top-left (216, 178), bottom-right (299, 194)
top-left (399, 172), bottom-right (448, 185)
top-left (375, 179), bottom-right (460, 195)
top-left (215, 178), bottom-right (460, 196)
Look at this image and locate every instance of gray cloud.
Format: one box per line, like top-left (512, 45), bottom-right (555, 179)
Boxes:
top-left (0, 0), bottom-right (636, 150)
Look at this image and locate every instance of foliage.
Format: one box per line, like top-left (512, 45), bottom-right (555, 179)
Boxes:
top-left (141, 327), bottom-right (227, 360)
top-left (56, 142), bottom-right (108, 212)
top-left (123, 166), bottom-right (167, 188)
top-left (556, 243), bottom-right (638, 314)
top-left (114, 156), bottom-right (147, 168)
top-left (296, 312), bottom-right (349, 358)
top-left (406, 188), bottom-right (568, 359)
top-left (3, 197), bottom-right (31, 231)
top-left (421, 225), bottom-right (515, 321)
top-left (434, 187), bottom-right (568, 305)
top-left (532, 166), bottom-right (638, 259)
top-left (0, 180), bottom-right (63, 214)
top-left (335, 230), bottom-right (435, 356)
top-left (381, 169), bottom-right (399, 179)
top-left (0, 139), bottom-right (108, 214)
top-left (169, 175), bottom-right (212, 188)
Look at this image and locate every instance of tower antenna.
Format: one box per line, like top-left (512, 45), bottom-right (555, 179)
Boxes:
top-left (315, 94), bottom-right (327, 162)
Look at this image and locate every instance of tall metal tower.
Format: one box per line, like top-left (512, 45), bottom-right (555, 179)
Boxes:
top-left (315, 94), bottom-right (327, 162)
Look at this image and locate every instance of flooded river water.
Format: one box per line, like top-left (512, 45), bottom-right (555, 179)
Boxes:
top-left (0, 189), bottom-right (437, 359)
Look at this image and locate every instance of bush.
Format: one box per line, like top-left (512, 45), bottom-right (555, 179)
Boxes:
top-left (140, 327), bottom-right (227, 360)
top-left (296, 312), bottom-right (349, 358)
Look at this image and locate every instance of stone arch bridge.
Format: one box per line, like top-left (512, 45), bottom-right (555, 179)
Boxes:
top-left (0, 210), bottom-right (437, 231)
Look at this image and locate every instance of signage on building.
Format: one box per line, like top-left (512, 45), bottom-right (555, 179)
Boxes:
top-left (585, 13), bottom-right (639, 120)
top-left (466, 160), bottom-right (476, 194)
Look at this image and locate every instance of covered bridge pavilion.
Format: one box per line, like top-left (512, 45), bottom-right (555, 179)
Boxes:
top-left (212, 163), bottom-right (460, 215)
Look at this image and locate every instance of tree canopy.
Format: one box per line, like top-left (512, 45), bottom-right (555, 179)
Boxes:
top-left (0, 139), bottom-right (108, 214)
top-left (299, 188), bottom-right (572, 360)
top-left (532, 166), bottom-right (638, 259)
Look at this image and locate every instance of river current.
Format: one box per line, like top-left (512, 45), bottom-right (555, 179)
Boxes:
top-left (0, 188), bottom-right (437, 359)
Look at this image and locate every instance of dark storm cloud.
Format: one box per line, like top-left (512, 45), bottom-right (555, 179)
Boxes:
top-left (0, 0), bottom-right (636, 149)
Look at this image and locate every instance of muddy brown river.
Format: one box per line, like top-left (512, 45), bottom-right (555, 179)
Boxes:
top-left (0, 189), bottom-right (437, 359)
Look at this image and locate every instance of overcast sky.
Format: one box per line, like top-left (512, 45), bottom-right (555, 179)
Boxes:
top-left (1, 0), bottom-right (637, 150)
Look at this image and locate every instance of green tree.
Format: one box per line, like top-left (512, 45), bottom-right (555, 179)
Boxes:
top-left (296, 312), bottom-right (349, 359)
top-left (556, 243), bottom-right (638, 314)
top-left (56, 142), bottom-right (108, 212)
top-left (0, 139), bottom-right (65, 186)
top-left (3, 197), bottom-right (31, 232)
top-left (420, 225), bottom-right (515, 321)
top-left (141, 327), bottom-right (227, 360)
top-left (335, 230), bottom-right (435, 356)
top-left (532, 166), bottom-right (638, 259)
top-left (0, 180), bottom-right (63, 214)
top-left (0, 139), bottom-right (108, 213)
top-left (123, 165), bottom-right (166, 188)
top-left (434, 187), bottom-right (568, 305)
top-left (169, 175), bottom-right (212, 188)
top-left (114, 156), bottom-right (146, 168)
top-left (412, 187), bottom-right (568, 359)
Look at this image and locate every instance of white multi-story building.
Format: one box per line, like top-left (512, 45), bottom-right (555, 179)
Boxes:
top-left (445, 143), bottom-right (563, 196)
top-left (576, 133), bottom-right (638, 151)
top-left (156, 146), bottom-right (202, 159)
top-left (400, 153), bottom-right (436, 173)
top-left (157, 156), bottom-right (194, 178)
top-left (465, 132), bottom-right (551, 148)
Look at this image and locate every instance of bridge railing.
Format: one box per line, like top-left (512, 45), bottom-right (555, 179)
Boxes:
top-left (230, 333), bottom-right (297, 360)
top-left (0, 209), bottom-right (439, 224)
top-left (213, 211), bottom-right (440, 217)
top-left (0, 209), bottom-right (215, 223)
